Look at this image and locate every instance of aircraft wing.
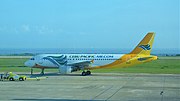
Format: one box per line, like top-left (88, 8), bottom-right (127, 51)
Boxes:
top-left (67, 60), bottom-right (94, 68)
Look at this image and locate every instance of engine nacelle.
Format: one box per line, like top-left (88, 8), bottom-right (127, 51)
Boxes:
top-left (59, 65), bottom-right (72, 74)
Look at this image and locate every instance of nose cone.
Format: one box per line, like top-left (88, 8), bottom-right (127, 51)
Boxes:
top-left (24, 60), bottom-right (34, 67)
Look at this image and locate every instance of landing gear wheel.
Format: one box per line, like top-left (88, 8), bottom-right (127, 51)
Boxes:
top-left (41, 68), bottom-right (45, 75)
top-left (86, 71), bottom-right (91, 75)
top-left (82, 71), bottom-right (86, 76)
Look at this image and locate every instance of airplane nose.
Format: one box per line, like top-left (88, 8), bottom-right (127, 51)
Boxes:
top-left (24, 61), bottom-right (29, 67)
top-left (24, 60), bottom-right (33, 67)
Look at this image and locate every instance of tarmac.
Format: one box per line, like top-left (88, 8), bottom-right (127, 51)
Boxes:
top-left (0, 73), bottom-right (180, 101)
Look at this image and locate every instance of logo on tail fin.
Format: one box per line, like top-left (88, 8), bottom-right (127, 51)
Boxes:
top-left (139, 44), bottom-right (151, 50)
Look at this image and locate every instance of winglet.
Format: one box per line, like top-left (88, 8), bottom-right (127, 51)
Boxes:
top-left (130, 32), bottom-right (155, 55)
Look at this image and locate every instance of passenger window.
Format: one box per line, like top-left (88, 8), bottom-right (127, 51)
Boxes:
top-left (30, 58), bottom-right (35, 60)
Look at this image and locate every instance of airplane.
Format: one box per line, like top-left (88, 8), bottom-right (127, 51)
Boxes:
top-left (24, 32), bottom-right (158, 76)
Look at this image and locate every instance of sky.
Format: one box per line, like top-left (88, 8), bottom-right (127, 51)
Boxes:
top-left (0, 0), bottom-right (179, 50)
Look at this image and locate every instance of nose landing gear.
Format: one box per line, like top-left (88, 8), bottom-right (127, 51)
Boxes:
top-left (31, 68), bottom-right (33, 75)
top-left (30, 68), bottom-right (45, 75)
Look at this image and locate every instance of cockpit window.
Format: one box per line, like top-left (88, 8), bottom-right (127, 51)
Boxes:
top-left (30, 58), bottom-right (35, 60)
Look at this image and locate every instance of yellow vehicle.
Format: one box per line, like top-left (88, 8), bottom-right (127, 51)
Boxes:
top-left (0, 72), bottom-right (47, 81)
top-left (0, 72), bottom-right (26, 81)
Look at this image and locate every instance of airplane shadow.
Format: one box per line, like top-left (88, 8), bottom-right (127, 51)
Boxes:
top-left (17, 72), bottom-right (84, 77)
top-left (17, 72), bottom-right (127, 78)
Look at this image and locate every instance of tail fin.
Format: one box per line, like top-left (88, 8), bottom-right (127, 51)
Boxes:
top-left (130, 32), bottom-right (155, 55)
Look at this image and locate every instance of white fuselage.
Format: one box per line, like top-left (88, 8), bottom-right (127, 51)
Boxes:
top-left (25, 54), bottom-right (124, 69)
top-left (24, 32), bottom-right (157, 75)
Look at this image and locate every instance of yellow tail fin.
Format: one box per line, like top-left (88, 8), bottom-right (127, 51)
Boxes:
top-left (130, 32), bottom-right (155, 55)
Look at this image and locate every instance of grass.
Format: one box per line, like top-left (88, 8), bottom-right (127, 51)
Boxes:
top-left (0, 58), bottom-right (58, 73)
top-left (92, 58), bottom-right (180, 74)
top-left (0, 56), bottom-right (180, 74)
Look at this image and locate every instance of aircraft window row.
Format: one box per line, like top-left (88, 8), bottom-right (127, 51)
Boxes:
top-left (67, 58), bottom-right (118, 60)
top-left (30, 58), bottom-right (35, 60)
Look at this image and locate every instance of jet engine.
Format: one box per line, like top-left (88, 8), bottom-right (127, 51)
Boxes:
top-left (58, 65), bottom-right (72, 74)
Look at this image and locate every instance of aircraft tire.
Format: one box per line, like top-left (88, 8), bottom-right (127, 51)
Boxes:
top-left (86, 71), bottom-right (91, 75)
top-left (82, 71), bottom-right (86, 76)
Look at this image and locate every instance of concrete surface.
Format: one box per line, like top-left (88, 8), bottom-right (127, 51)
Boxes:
top-left (0, 73), bottom-right (180, 101)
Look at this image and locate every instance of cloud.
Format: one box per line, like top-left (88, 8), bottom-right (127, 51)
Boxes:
top-left (35, 25), bottom-right (64, 35)
top-left (21, 24), bottom-right (30, 32)
top-left (36, 25), bottom-right (50, 34)
top-left (0, 24), bottom-right (65, 35)
top-left (13, 28), bottom-right (19, 34)
top-left (0, 26), bottom-right (6, 33)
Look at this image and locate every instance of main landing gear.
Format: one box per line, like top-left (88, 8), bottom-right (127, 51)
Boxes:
top-left (41, 68), bottom-right (45, 75)
top-left (81, 70), bottom-right (91, 76)
top-left (30, 68), bottom-right (45, 75)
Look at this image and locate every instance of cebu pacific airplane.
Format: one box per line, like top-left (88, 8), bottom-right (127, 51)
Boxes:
top-left (24, 32), bottom-right (157, 76)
